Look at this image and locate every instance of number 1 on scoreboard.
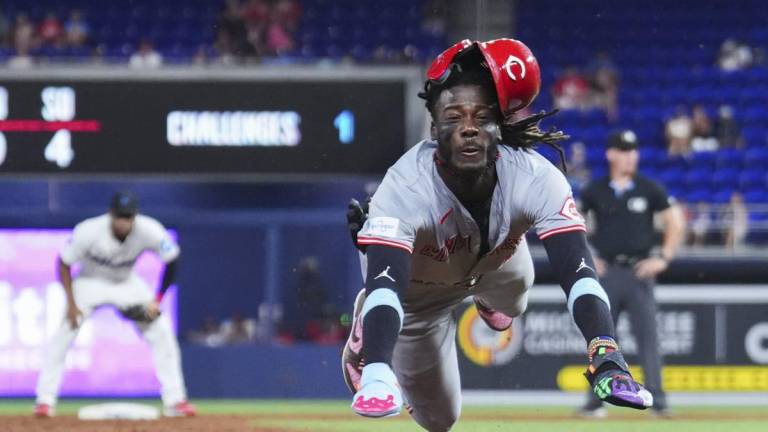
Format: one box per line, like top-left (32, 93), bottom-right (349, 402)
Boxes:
top-left (334, 110), bottom-right (355, 144)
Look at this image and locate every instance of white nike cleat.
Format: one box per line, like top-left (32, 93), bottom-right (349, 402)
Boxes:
top-left (351, 363), bottom-right (402, 418)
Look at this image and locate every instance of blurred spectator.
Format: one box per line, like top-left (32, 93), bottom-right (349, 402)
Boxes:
top-left (715, 105), bottom-right (744, 148)
top-left (287, 256), bottom-right (344, 343)
top-left (689, 201), bottom-right (712, 247)
top-left (690, 105), bottom-right (719, 152)
top-left (422, 0), bottom-right (447, 37)
top-left (274, 0), bottom-right (302, 32)
top-left (7, 45), bottom-right (33, 68)
top-left (187, 316), bottom-right (225, 346)
top-left (12, 13), bottom-right (35, 53)
top-left (242, 0), bottom-right (268, 55)
top-left (372, 45), bottom-right (406, 64)
top-left (90, 43), bottom-right (106, 64)
top-left (219, 312), bottom-right (257, 344)
top-left (552, 66), bottom-right (591, 111)
top-left (242, 0), bottom-right (271, 25)
top-left (37, 11), bottom-right (63, 46)
top-left (587, 51), bottom-right (620, 121)
top-left (0, 9), bottom-right (10, 47)
top-left (722, 192), bottom-right (748, 251)
top-left (566, 141), bottom-right (591, 191)
top-left (665, 106), bottom-right (693, 156)
top-left (718, 38), bottom-right (753, 71)
top-left (265, 11), bottom-right (294, 55)
top-left (217, 0), bottom-right (256, 59)
top-left (64, 10), bottom-right (89, 47)
top-left (129, 39), bottom-right (163, 68)
top-left (192, 45), bottom-right (209, 66)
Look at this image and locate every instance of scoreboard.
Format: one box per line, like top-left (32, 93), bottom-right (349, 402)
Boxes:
top-left (0, 79), bottom-right (407, 175)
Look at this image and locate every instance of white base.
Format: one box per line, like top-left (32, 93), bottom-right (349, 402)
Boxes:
top-left (77, 402), bottom-right (160, 420)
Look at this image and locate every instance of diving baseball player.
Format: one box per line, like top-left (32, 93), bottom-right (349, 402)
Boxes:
top-left (342, 39), bottom-right (652, 431)
top-left (34, 192), bottom-right (196, 418)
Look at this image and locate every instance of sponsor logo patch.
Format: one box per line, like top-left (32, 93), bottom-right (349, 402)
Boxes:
top-left (367, 217), bottom-right (400, 238)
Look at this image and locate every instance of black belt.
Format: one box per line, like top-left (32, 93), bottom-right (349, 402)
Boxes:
top-left (604, 254), bottom-right (648, 267)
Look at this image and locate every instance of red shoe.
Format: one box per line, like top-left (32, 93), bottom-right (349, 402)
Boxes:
top-left (34, 403), bottom-right (54, 418)
top-left (164, 401), bottom-right (197, 417)
top-left (341, 289), bottom-right (366, 393)
top-left (474, 299), bottom-right (513, 331)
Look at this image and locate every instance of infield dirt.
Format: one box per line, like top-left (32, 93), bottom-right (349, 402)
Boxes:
top-left (0, 415), bottom-right (291, 432)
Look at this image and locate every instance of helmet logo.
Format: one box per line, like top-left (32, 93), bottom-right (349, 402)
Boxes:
top-left (502, 55), bottom-right (526, 81)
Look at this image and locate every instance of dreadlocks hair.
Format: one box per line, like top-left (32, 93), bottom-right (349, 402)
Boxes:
top-left (418, 60), bottom-right (571, 172)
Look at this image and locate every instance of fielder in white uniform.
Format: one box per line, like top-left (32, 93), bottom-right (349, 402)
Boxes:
top-left (342, 39), bottom-right (652, 431)
top-left (34, 192), bottom-right (196, 418)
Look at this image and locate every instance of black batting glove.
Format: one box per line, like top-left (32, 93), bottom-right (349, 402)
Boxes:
top-left (347, 198), bottom-right (369, 253)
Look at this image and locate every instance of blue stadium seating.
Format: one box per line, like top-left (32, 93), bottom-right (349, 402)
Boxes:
top-left (3, 0), bottom-right (765, 206)
top-left (518, 0), bottom-right (768, 202)
top-left (1, 0), bottom-right (443, 63)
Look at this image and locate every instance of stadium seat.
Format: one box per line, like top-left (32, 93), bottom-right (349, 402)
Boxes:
top-left (685, 168), bottom-right (713, 190)
top-left (744, 148), bottom-right (768, 166)
top-left (712, 168), bottom-right (741, 190)
top-left (658, 170), bottom-right (684, 190)
top-left (716, 148), bottom-right (744, 169)
top-left (739, 169), bottom-right (767, 190)
top-left (744, 189), bottom-right (768, 203)
top-left (689, 151), bottom-right (717, 170)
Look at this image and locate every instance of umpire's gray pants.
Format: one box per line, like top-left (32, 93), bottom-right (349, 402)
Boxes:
top-left (586, 264), bottom-right (667, 408)
top-left (392, 241), bottom-right (534, 431)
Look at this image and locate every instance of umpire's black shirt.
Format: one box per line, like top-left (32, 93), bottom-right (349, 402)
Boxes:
top-left (580, 174), bottom-right (672, 261)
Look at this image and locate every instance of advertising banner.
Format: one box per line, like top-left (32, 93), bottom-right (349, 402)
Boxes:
top-left (0, 229), bottom-right (177, 396)
top-left (456, 286), bottom-right (768, 391)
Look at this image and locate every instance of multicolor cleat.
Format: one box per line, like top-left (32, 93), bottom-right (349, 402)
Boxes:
top-left (342, 289), bottom-right (367, 393)
top-left (351, 363), bottom-right (403, 418)
top-left (586, 350), bottom-right (653, 410)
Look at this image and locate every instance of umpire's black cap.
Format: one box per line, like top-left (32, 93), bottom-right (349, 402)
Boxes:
top-left (607, 129), bottom-right (639, 151)
top-left (109, 191), bottom-right (139, 217)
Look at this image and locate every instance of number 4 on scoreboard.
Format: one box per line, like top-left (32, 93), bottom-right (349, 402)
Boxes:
top-left (44, 130), bottom-right (74, 168)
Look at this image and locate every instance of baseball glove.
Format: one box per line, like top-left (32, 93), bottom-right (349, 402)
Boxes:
top-left (119, 305), bottom-right (160, 323)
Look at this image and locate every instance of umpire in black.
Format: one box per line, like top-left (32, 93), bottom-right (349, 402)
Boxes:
top-left (578, 130), bottom-right (686, 417)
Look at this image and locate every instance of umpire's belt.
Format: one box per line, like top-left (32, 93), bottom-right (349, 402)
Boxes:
top-left (605, 254), bottom-right (646, 267)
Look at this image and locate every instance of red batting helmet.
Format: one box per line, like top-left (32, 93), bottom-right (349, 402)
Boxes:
top-left (426, 38), bottom-right (541, 116)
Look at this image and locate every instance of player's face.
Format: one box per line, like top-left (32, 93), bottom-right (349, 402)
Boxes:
top-left (606, 148), bottom-right (639, 175)
top-left (432, 84), bottom-right (501, 174)
top-left (110, 215), bottom-right (135, 240)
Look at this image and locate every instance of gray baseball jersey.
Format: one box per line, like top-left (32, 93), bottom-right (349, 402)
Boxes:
top-left (357, 140), bottom-right (585, 313)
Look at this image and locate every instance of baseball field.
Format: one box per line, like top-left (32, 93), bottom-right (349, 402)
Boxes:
top-left (1, 399), bottom-right (766, 431)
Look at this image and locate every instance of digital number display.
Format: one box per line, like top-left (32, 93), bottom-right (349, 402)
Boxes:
top-left (0, 80), bottom-right (405, 175)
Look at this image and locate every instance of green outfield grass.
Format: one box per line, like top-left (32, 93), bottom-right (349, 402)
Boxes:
top-left (1, 399), bottom-right (766, 431)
